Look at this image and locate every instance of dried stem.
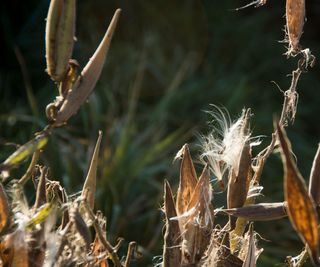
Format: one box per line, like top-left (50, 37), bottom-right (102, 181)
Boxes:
top-left (82, 200), bottom-right (123, 267)
top-left (124, 242), bottom-right (137, 267)
top-left (18, 150), bottom-right (40, 186)
top-left (253, 50), bottom-right (315, 184)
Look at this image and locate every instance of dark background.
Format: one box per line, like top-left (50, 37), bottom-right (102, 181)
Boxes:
top-left (1, 0), bottom-right (320, 266)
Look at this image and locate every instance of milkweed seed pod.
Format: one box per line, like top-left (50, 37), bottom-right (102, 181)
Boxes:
top-left (53, 9), bottom-right (121, 125)
top-left (277, 124), bottom-right (320, 266)
top-left (46, 0), bottom-right (76, 82)
top-left (286, 0), bottom-right (305, 54)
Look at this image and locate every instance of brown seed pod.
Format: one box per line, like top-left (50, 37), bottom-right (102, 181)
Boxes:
top-left (277, 123), bottom-right (320, 266)
top-left (163, 180), bottom-right (181, 267)
top-left (227, 140), bottom-right (251, 230)
top-left (45, 0), bottom-right (76, 81)
top-left (54, 9), bottom-right (121, 125)
top-left (182, 164), bottom-right (213, 265)
top-left (0, 183), bottom-right (9, 232)
top-left (309, 144), bottom-right (320, 205)
top-left (176, 144), bottom-right (198, 216)
top-left (286, 0), bottom-right (305, 54)
top-left (219, 202), bottom-right (287, 221)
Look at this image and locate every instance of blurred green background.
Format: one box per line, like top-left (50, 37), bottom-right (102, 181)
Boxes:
top-left (1, 0), bottom-right (320, 266)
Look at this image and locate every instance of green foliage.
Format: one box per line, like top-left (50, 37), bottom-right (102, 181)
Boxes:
top-left (1, 1), bottom-right (320, 266)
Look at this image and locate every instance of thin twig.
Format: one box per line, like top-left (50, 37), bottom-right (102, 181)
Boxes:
top-left (82, 200), bottom-right (123, 267)
top-left (124, 242), bottom-right (137, 267)
top-left (253, 50), bottom-right (315, 184)
top-left (18, 150), bottom-right (40, 186)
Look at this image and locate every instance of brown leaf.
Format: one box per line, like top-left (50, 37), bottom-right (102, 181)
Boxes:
top-left (309, 144), bottom-right (320, 205)
top-left (286, 0), bottom-right (305, 53)
top-left (163, 180), bottom-right (181, 267)
top-left (277, 124), bottom-right (319, 265)
top-left (176, 144), bottom-right (198, 216)
top-left (54, 9), bottom-right (121, 124)
top-left (219, 202), bottom-right (287, 221)
top-left (0, 183), bottom-right (9, 233)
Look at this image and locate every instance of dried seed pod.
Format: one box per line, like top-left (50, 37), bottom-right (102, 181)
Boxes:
top-left (81, 131), bottom-right (102, 210)
top-left (0, 132), bottom-right (49, 174)
top-left (242, 224), bottom-right (261, 267)
top-left (0, 183), bottom-right (9, 232)
top-left (219, 202), bottom-right (287, 221)
top-left (176, 144), bottom-right (198, 216)
top-left (277, 124), bottom-right (320, 266)
top-left (46, 0), bottom-right (76, 81)
top-left (200, 234), bottom-right (243, 267)
top-left (163, 180), bottom-right (181, 267)
top-left (54, 9), bottom-right (121, 124)
top-left (0, 231), bottom-right (29, 267)
top-left (309, 144), bottom-right (320, 205)
top-left (71, 208), bottom-right (91, 249)
top-left (227, 140), bottom-right (251, 230)
top-left (286, 0), bottom-right (305, 54)
top-left (182, 164), bottom-right (213, 265)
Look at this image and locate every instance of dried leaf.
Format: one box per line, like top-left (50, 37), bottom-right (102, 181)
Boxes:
top-left (0, 183), bottom-right (9, 232)
top-left (286, 0), bottom-right (305, 54)
top-left (163, 180), bottom-right (181, 267)
top-left (0, 132), bottom-right (49, 173)
top-left (54, 9), bottom-right (121, 124)
top-left (46, 0), bottom-right (76, 81)
top-left (309, 144), bottom-right (320, 205)
top-left (277, 124), bottom-right (319, 265)
top-left (81, 131), bottom-right (102, 209)
top-left (219, 202), bottom-right (287, 221)
top-left (176, 144), bottom-right (198, 216)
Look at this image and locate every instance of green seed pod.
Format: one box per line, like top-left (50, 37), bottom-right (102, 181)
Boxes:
top-left (45, 0), bottom-right (76, 81)
top-left (0, 132), bottom-right (49, 173)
